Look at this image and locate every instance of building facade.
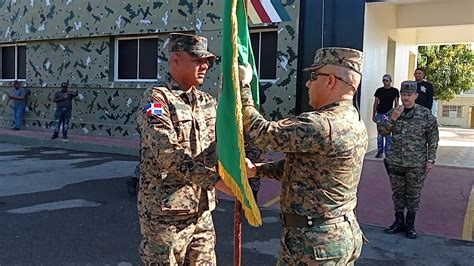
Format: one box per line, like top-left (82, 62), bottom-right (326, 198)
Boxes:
top-left (0, 0), bottom-right (301, 138)
top-left (437, 90), bottom-right (474, 128)
top-left (1, 0), bottom-right (473, 150)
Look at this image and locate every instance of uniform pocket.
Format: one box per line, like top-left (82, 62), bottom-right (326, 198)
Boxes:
top-left (313, 242), bottom-right (345, 261)
top-left (156, 181), bottom-right (200, 215)
top-left (172, 111), bottom-right (193, 143)
top-left (204, 117), bottom-right (216, 138)
top-left (306, 223), bottom-right (353, 263)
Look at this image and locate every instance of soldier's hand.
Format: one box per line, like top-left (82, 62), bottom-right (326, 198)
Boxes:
top-left (215, 180), bottom-right (234, 196)
top-left (203, 142), bottom-right (218, 168)
top-left (238, 64), bottom-right (253, 86)
top-left (245, 158), bottom-right (257, 178)
top-left (390, 106), bottom-right (404, 121)
top-left (425, 161), bottom-right (433, 175)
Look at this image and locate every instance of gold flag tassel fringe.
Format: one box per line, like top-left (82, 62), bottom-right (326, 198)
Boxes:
top-left (218, 0), bottom-right (262, 227)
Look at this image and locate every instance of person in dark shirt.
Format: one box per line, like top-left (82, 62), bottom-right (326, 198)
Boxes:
top-left (51, 82), bottom-right (78, 140)
top-left (414, 68), bottom-right (434, 110)
top-left (372, 74), bottom-right (399, 158)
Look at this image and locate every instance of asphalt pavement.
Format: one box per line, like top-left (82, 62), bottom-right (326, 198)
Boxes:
top-left (0, 142), bottom-right (473, 265)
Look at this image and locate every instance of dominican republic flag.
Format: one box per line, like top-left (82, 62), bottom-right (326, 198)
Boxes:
top-left (247, 0), bottom-right (291, 24)
top-left (145, 102), bottom-right (163, 117)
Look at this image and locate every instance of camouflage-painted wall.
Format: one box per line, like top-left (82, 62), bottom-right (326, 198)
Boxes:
top-left (0, 0), bottom-right (300, 138)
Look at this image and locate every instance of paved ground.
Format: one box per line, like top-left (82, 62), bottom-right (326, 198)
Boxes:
top-left (1, 142), bottom-right (473, 265)
top-left (363, 127), bottom-right (474, 240)
top-left (0, 127), bottom-right (138, 156)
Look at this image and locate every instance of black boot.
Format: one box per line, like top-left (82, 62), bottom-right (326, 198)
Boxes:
top-left (405, 212), bottom-right (417, 239)
top-left (384, 211), bottom-right (405, 234)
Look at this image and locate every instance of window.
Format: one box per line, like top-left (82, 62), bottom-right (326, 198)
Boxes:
top-left (442, 105), bottom-right (463, 118)
top-left (250, 29), bottom-right (277, 81)
top-left (115, 37), bottom-right (158, 81)
top-left (0, 44), bottom-right (26, 81)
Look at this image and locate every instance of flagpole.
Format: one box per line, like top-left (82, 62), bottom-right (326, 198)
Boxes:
top-left (234, 200), bottom-right (242, 266)
top-left (233, 1), bottom-right (246, 266)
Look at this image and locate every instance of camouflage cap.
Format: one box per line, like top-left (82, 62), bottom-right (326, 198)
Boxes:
top-left (304, 47), bottom-right (364, 74)
top-left (400, 80), bottom-right (417, 93)
top-left (169, 33), bottom-right (215, 59)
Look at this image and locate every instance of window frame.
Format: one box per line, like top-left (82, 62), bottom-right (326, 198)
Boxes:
top-left (250, 28), bottom-right (278, 83)
top-left (0, 43), bottom-right (27, 81)
top-left (114, 35), bottom-right (159, 82)
top-left (441, 105), bottom-right (463, 118)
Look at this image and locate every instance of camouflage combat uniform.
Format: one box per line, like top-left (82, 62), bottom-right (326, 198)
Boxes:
top-left (137, 33), bottom-right (219, 265)
top-left (378, 84), bottom-right (439, 213)
top-left (241, 48), bottom-right (368, 265)
top-left (245, 145), bottom-right (263, 200)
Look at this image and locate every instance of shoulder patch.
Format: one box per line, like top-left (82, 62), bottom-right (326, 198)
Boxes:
top-left (277, 118), bottom-right (298, 127)
top-left (145, 102), bottom-right (163, 117)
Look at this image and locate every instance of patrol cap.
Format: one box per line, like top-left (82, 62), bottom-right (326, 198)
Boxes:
top-left (382, 74), bottom-right (392, 81)
top-left (169, 33), bottom-right (216, 60)
top-left (400, 80), bottom-right (417, 93)
top-left (303, 47), bottom-right (364, 74)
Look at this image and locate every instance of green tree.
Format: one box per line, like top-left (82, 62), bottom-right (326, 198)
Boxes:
top-left (417, 44), bottom-right (474, 101)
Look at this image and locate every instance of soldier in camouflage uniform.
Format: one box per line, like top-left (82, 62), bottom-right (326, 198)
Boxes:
top-left (240, 47), bottom-right (368, 265)
top-left (378, 81), bottom-right (439, 239)
top-left (136, 33), bottom-right (231, 265)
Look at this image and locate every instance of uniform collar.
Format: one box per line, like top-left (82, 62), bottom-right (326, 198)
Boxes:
top-left (317, 99), bottom-right (354, 111)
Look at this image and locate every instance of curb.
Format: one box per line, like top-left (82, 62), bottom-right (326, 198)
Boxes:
top-left (0, 134), bottom-right (139, 157)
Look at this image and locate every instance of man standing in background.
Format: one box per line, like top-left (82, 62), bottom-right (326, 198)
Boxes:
top-left (8, 80), bottom-right (27, 131)
top-left (51, 82), bottom-right (78, 140)
top-left (378, 80), bottom-right (439, 239)
top-left (414, 68), bottom-right (434, 111)
top-left (372, 74), bottom-right (399, 158)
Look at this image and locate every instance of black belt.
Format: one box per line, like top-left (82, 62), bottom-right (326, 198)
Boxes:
top-left (281, 211), bottom-right (354, 228)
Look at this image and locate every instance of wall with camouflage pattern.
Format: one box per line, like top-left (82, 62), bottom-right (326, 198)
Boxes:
top-left (0, 0), bottom-right (300, 138)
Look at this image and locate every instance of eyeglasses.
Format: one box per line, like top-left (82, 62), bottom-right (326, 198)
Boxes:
top-left (191, 58), bottom-right (214, 68)
top-left (309, 71), bottom-right (354, 88)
